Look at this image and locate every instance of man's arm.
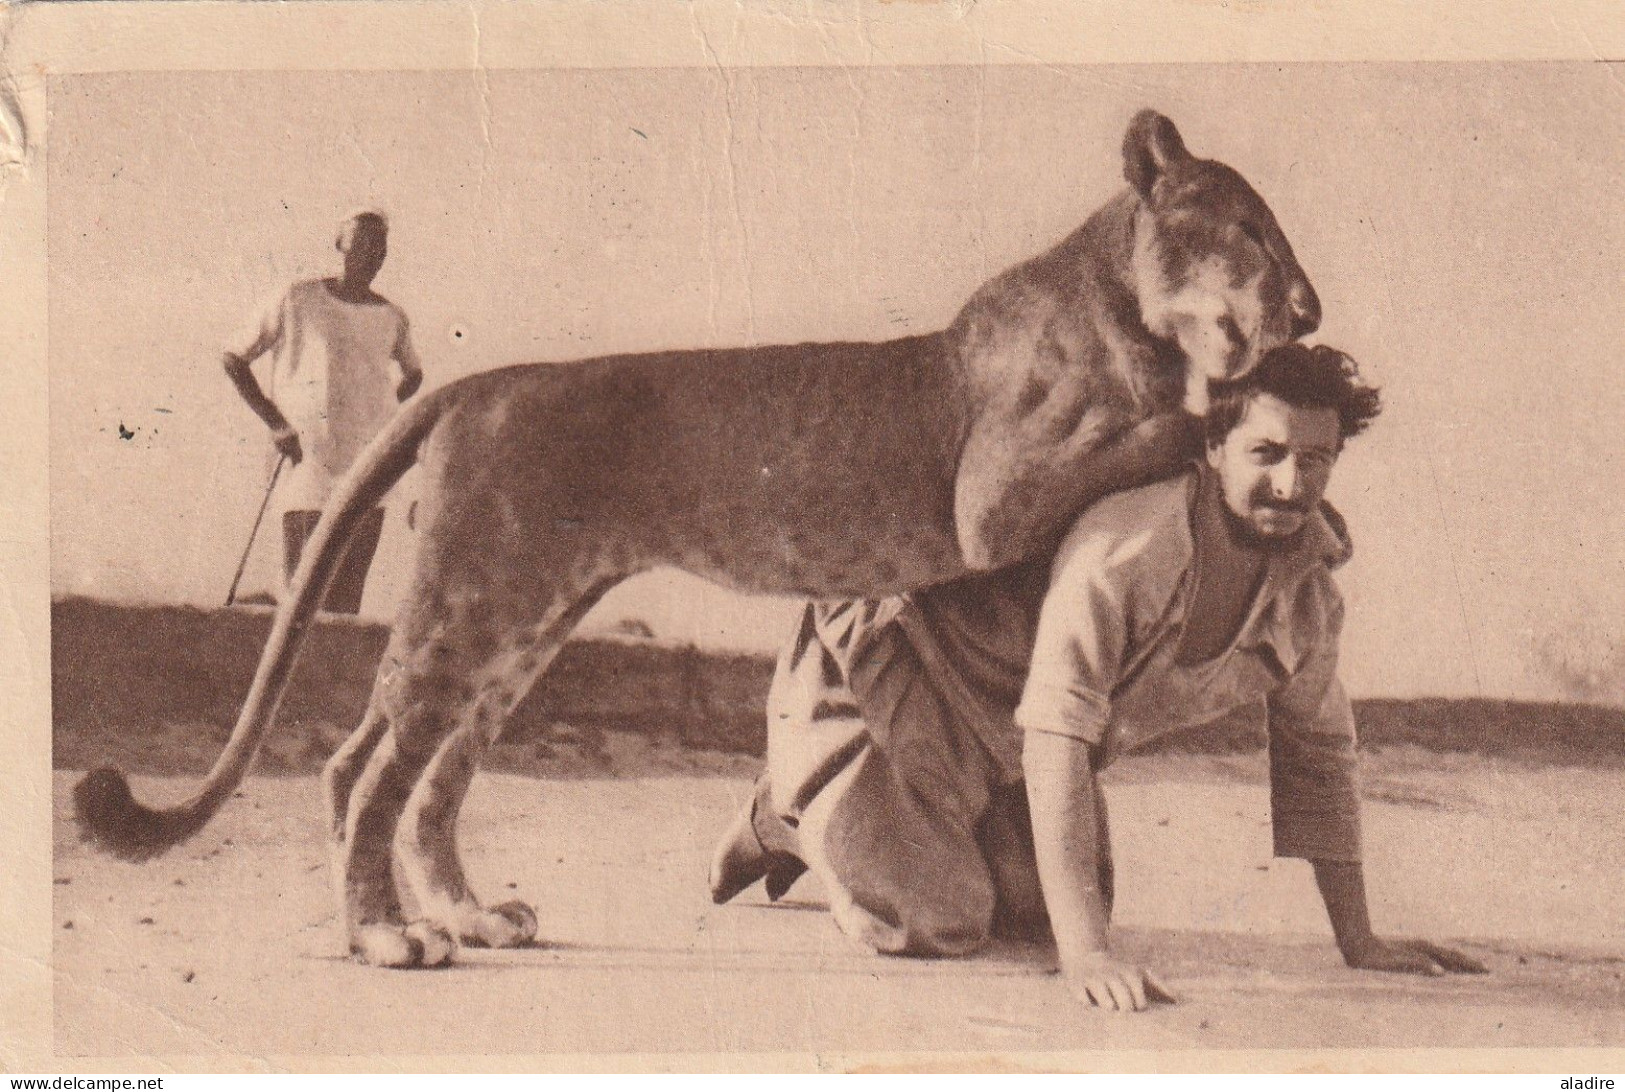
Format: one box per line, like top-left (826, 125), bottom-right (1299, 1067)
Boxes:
top-left (1024, 730), bottom-right (1175, 1011)
top-left (223, 352), bottom-right (302, 465)
top-left (223, 294), bottom-right (302, 464)
top-left (1015, 510), bottom-right (1180, 1012)
top-left (392, 313), bottom-right (423, 402)
top-left (1266, 595), bottom-right (1486, 976)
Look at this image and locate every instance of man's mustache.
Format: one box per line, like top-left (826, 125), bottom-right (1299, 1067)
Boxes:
top-left (1254, 498), bottom-right (1309, 514)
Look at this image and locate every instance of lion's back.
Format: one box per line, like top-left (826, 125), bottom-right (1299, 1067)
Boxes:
top-left (421, 334), bottom-right (974, 595)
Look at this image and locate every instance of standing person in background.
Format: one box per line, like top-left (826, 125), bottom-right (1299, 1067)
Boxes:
top-left (222, 211), bottom-right (423, 614)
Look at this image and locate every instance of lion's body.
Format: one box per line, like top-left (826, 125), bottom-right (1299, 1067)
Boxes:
top-left (76, 111), bottom-right (1322, 968)
top-left (424, 331), bottom-right (970, 601)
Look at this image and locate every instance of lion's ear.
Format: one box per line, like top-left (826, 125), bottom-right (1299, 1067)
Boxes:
top-left (1122, 110), bottom-right (1190, 199)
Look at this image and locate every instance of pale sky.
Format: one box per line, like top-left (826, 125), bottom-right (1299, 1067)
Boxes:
top-left (47, 63), bottom-right (1625, 702)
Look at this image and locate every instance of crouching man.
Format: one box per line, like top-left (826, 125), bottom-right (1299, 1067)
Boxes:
top-left (710, 342), bottom-right (1485, 1011)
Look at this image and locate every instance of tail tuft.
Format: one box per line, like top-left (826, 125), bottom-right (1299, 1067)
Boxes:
top-left (73, 767), bottom-right (190, 862)
top-left (71, 391), bottom-right (444, 867)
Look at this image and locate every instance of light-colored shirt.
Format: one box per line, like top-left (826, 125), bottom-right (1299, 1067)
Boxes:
top-left (227, 278), bottom-right (420, 511)
top-left (886, 469), bottom-right (1362, 863)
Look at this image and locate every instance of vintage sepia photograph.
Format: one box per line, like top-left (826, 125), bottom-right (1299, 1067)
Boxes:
top-left (6, 0), bottom-right (1623, 1074)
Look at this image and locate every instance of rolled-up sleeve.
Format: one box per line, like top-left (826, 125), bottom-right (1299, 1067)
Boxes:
top-left (1013, 527), bottom-right (1139, 745)
top-left (1266, 596), bottom-right (1362, 862)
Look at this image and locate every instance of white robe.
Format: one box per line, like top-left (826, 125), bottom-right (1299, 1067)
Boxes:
top-left (227, 278), bottom-right (420, 512)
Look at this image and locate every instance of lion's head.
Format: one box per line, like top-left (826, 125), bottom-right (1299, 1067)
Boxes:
top-left (1123, 110), bottom-right (1321, 412)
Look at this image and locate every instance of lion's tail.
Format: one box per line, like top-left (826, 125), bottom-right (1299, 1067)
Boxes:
top-left (73, 386), bottom-right (454, 862)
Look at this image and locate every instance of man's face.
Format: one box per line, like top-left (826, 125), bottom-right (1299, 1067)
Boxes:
top-left (1207, 391), bottom-right (1341, 544)
top-left (341, 219), bottom-right (388, 284)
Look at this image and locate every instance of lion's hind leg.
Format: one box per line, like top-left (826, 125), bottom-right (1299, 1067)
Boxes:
top-left (393, 575), bottom-right (619, 951)
top-left (320, 706), bottom-right (393, 938)
top-left (322, 707), bottom-right (390, 845)
top-left (335, 560), bottom-right (623, 967)
top-left (394, 727), bottom-right (539, 950)
top-left (334, 596), bottom-right (518, 967)
top-left (337, 714), bottom-right (459, 968)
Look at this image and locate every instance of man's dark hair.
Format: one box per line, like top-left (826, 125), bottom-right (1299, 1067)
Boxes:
top-left (1204, 343), bottom-right (1382, 448)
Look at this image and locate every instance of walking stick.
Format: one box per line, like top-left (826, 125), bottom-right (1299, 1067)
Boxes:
top-left (225, 453), bottom-right (286, 607)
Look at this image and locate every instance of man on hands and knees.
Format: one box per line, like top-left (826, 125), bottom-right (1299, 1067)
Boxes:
top-left (711, 342), bottom-right (1486, 1012)
top-left (222, 210), bottom-right (423, 614)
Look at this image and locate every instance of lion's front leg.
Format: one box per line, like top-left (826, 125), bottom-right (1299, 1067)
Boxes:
top-left (955, 409), bottom-right (1200, 571)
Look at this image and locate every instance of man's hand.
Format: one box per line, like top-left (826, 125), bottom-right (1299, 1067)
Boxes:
top-left (1312, 860), bottom-right (1487, 977)
top-left (272, 424), bottom-right (303, 466)
top-left (1062, 951), bottom-right (1177, 1014)
top-left (397, 370), bottom-right (423, 402)
top-left (1340, 936), bottom-right (1488, 977)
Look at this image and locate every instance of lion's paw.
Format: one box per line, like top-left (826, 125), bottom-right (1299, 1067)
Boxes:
top-left (455, 899), bottom-right (539, 949)
top-left (350, 921), bottom-right (456, 968)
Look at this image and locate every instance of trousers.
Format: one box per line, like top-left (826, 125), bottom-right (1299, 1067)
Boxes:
top-left (281, 507), bottom-right (386, 616)
top-left (747, 599), bottom-right (1113, 957)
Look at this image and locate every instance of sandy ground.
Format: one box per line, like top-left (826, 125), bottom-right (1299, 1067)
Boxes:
top-left (53, 748), bottom-right (1625, 1061)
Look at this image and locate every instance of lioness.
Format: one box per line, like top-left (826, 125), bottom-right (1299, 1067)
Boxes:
top-left (77, 110), bottom-right (1320, 968)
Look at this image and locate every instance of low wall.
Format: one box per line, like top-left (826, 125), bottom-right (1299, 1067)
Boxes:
top-left (51, 596), bottom-right (1625, 775)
